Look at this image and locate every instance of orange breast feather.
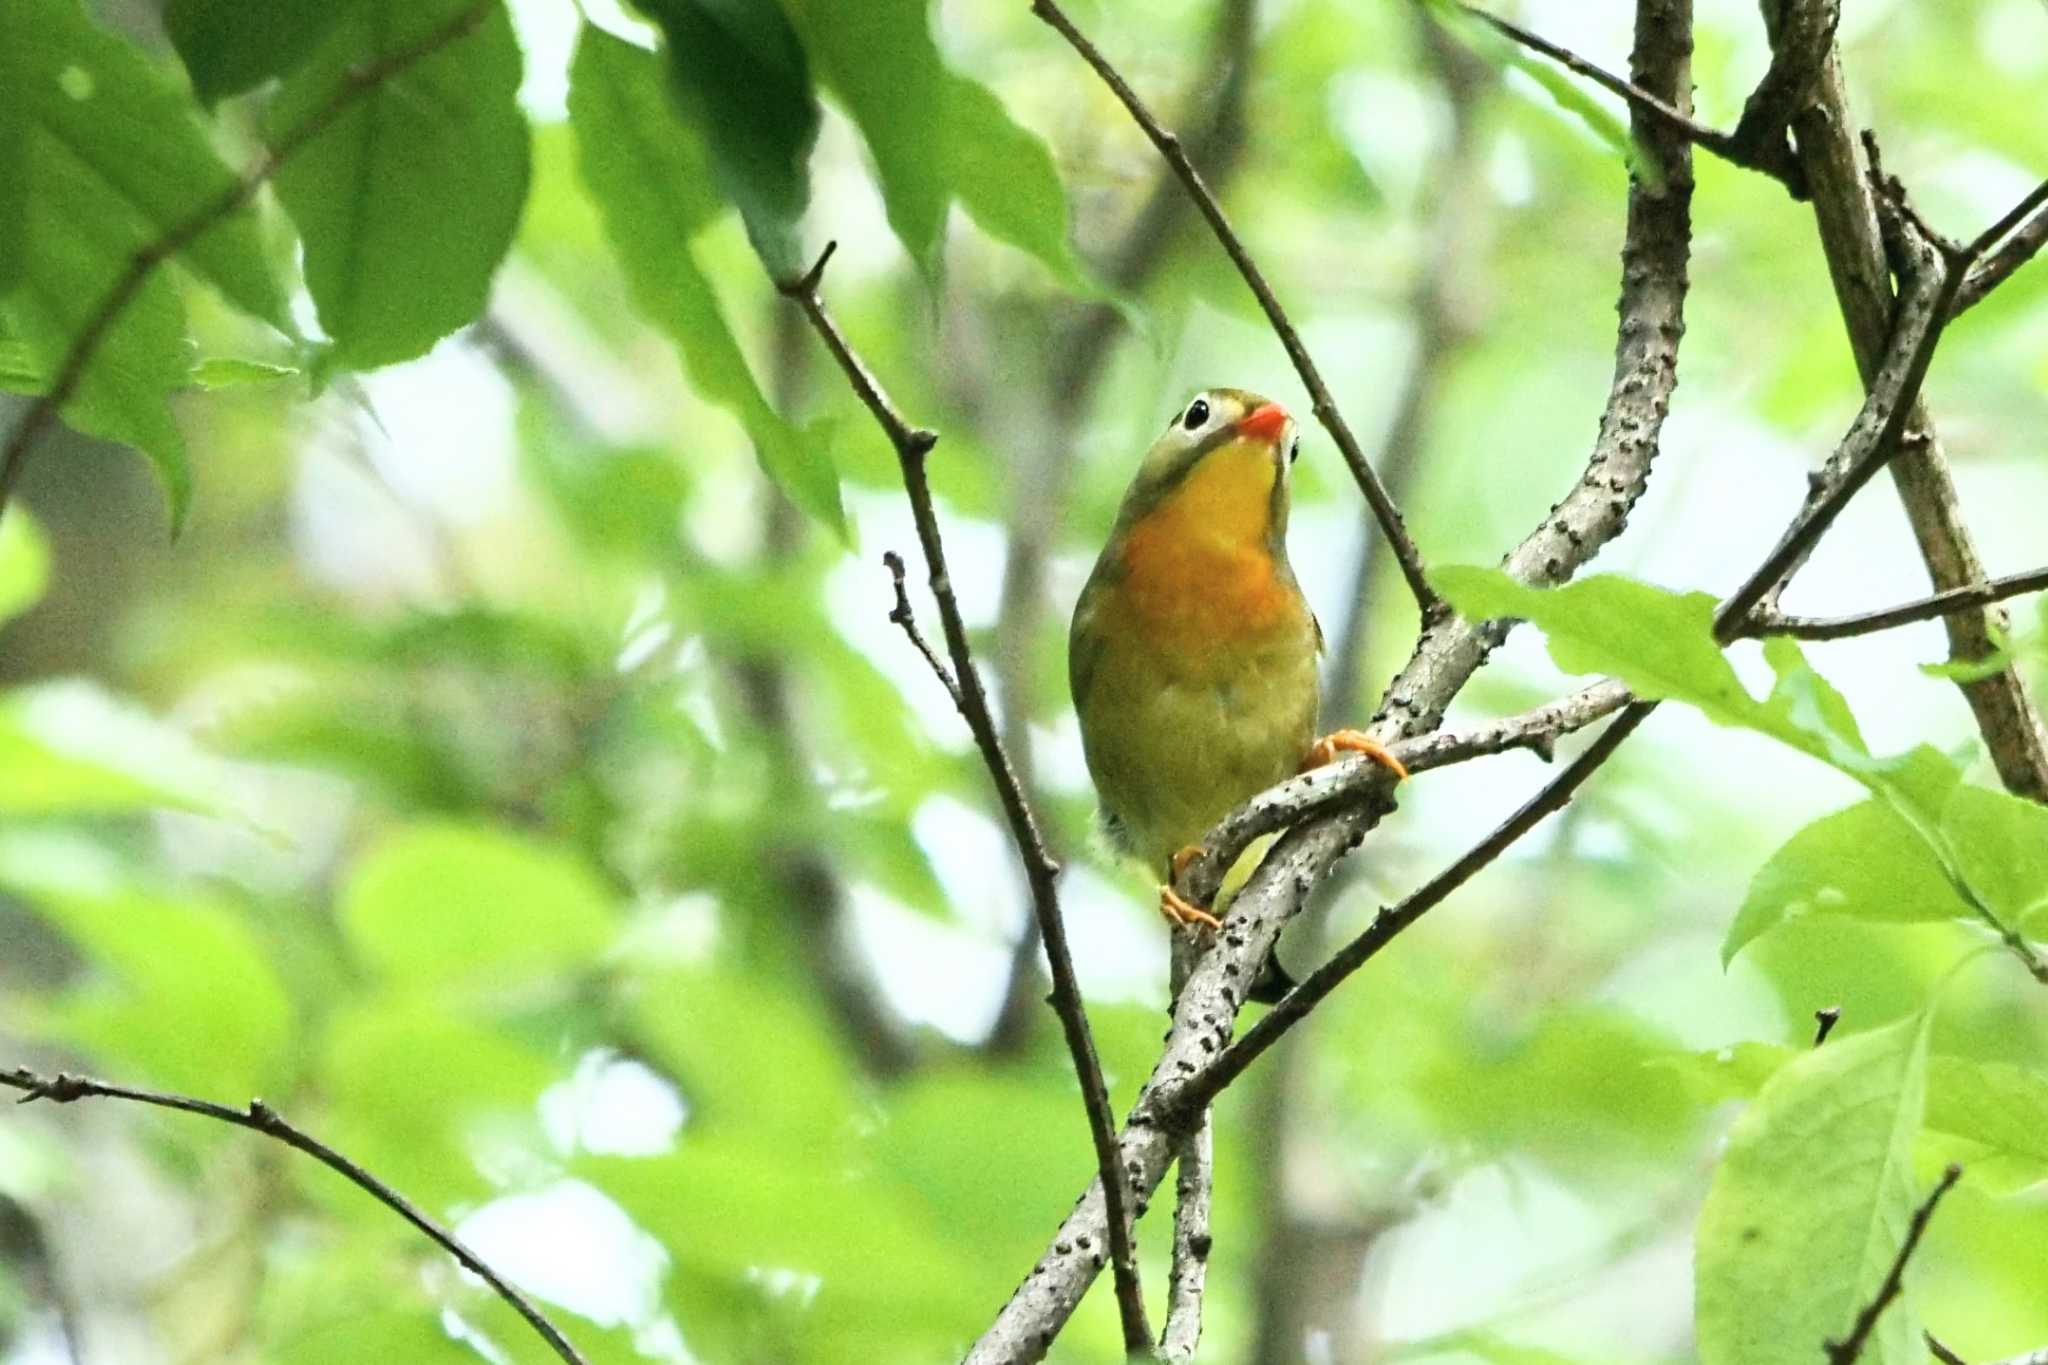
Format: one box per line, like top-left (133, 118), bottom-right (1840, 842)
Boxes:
top-left (1112, 441), bottom-right (1301, 666)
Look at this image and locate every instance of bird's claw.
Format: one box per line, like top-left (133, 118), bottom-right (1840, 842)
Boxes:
top-left (1304, 728), bottom-right (1409, 780)
top-left (1158, 883), bottom-right (1222, 933)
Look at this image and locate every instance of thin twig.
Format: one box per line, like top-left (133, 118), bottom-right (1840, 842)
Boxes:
top-left (0, 1066), bottom-right (587, 1365)
top-left (1030, 0), bottom-right (1442, 624)
top-left (1751, 564), bottom-right (2048, 641)
top-left (1824, 1164), bottom-right (1963, 1365)
top-left (883, 550), bottom-right (964, 709)
top-left (1781, 51), bottom-right (2048, 801)
top-left (1449, 3), bottom-right (1802, 191)
top-left (1814, 1006), bottom-right (1842, 1045)
top-left (1955, 180), bottom-right (2048, 316)
top-left (778, 248), bottom-right (1155, 1355)
top-left (0, 0), bottom-right (494, 521)
top-left (1925, 1334), bottom-right (1970, 1365)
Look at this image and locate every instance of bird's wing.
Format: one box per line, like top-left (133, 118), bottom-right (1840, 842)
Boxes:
top-left (1069, 585), bottom-right (1108, 709)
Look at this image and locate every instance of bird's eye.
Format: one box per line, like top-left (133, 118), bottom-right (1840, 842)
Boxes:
top-left (1286, 435), bottom-right (1300, 465)
top-left (1181, 397), bottom-right (1210, 431)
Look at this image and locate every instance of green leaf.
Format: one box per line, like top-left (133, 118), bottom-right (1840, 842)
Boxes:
top-left (942, 73), bottom-right (1089, 288)
top-left (628, 967), bottom-right (857, 1140)
top-left (1924, 1055), bottom-right (2048, 1194)
top-left (164, 0), bottom-right (347, 106)
top-left (0, 506), bottom-right (50, 626)
top-left (317, 1000), bottom-right (558, 1203)
top-left (8, 0), bottom-right (287, 326)
top-left (1724, 799), bottom-right (1971, 966)
top-left (567, 27), bottom-right (843, 536)
top-left (1941, 783), bottom-right (2048, 929)
top-left (781, 0), bottom-right (946, 269)
top-left (1435, 568), bottom-right (1756, 723)
top-left (0, 680), bottom-right (251, 819)
top-left (781, 0), bottom-right (1084, 286)
top-left (269, 0), bottom-right (529, 369)
top-left (338, 822), bottom-right (616, 987)
top-left (0, 11), bottom-right (25, 294)
top-left (1695, 1012), bottom-right (1932, 1365)
top-left (0, 836), bottom-right (294, 1097)
top-left (633, 0), bottom-right (819, 279)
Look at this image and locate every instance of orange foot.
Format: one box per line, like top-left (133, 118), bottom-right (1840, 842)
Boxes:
top-left (1158, 884), bottom-right (1221, 932)
top-left (1303, 728), bottom-right (1410, 780)
top-left (1158, 845), bottom-right (1220, 932)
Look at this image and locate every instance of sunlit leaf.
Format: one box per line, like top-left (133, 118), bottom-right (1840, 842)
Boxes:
top-left (1695, 1012), bottom-right (1932, 1365)
top-left (269, 0), bottom-right (529, 368)
top-left (0, 835), bottom-right (294, 1097)
top-left (566, 27), bottom-right (843, 535)
top-left (1941, 782), bottom-right (2048, 930)
top-left (8, 0), bottom-right (286, 325)
top-left (1724, 799), bottom-right (1970, 965)
top-left (338, 822), bottom-right (616, 987)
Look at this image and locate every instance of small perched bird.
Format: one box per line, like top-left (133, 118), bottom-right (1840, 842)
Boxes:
top-left (1069, 388), bottom-right (1407, 931)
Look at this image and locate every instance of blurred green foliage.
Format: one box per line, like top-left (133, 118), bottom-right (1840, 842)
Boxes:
top-left (1, 1), bottom-right (2047, 1363)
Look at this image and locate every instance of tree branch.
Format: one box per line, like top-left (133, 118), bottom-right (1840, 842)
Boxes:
top-left (0, 1065), bottom-right (588, 1365)
top-left (1733, 0), bottom-right (1839, 172)
top-left (777, 248), bottom-right (1154, 1355)
top-left (1158, 1090), bottom-right (1212, 1362)
top-left (1750, 564), bottom-right (2048, 641)
top-left (0, 0), bottom-right (494, 522)
top-left (1778, 42), bottom-right (2048, 802)
top-left (1824, 1164), bottom-right (1963, 1365)
top-left (1450, 3), bottom-right (1803, 191)
top-left (1030, 0), bottom-right (1443, 624)
top-left (1196, 177), bottom-right (1973, 1101)
top-left (1954, 180), bottom-right (2048, 316)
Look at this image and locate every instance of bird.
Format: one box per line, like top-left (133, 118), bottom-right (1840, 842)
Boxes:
top-left (1069, 387), bottom-right (1407, 933)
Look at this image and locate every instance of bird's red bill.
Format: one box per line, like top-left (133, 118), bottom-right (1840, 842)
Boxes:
top-left (1237, 402), bottom-right (1289, 443)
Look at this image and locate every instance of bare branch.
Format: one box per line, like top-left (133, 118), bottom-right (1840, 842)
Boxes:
top-left (1824, 1164), bottom-right (1963, 1365)
top-left (882, 550), bottom-right (965, 710)
top-left (1177, 678), bottom-right (1635, 907)
top-left (1030, 0), bottom-right (1443, 624)
top-left (1159, 1096), bottom-right (1213, 1362)
top-left (777, 249), bottom-right (1154, 1354)
top-left (1, 1066), bottom-right (588, 1365)
top-left (1955, 180), bottom-right (2048, 316)
top-left (1450, 4), bottom-right (1802, 190)
top-left (0, 0), bottom-right (495, 522)
top-left (1735, 0), bottom-right (1839, 169)
top-left (1780, 46), bottom-right (2048, 802)
top-left (1751, 564), bottom-right (2048, 641)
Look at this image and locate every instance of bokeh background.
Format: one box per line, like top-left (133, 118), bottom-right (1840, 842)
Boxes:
top-left (3, 0), bottom-right (2048, 1361)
